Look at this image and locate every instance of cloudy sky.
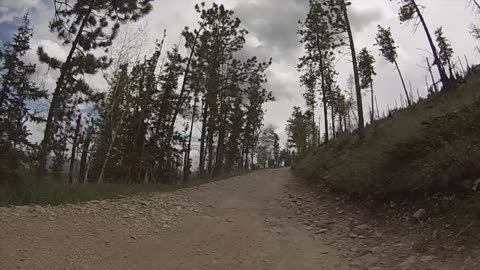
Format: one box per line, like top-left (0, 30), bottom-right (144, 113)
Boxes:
top-left (1, 0), bottom-right (479, 144)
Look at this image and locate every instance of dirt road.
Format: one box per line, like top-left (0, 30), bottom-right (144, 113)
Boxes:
top-left (1, 168), bottom-right (478, 269)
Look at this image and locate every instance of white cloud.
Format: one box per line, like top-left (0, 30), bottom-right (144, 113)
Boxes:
top-left (0, 0), bottom-right (45, 23)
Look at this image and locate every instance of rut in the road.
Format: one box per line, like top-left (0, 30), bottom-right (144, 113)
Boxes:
top-left (1, 168), bottom-right (478, 270)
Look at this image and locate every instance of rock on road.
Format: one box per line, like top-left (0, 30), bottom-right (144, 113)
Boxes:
top-left (1, 168), bottom-right (478, 270)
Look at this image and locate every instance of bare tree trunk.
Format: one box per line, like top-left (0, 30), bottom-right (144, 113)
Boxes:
top-left (251, 143), bottom-right (255, 170)
top-left (457, 56), bottom-right (466, 75)
top-left (166, 33), bottom-right (199, 160)
top-left (464, 55), bottom-right (472, 73)
top-left (338, 115), bottom-right (343, 133)
top-left (375, 96), bottom-right (380, 119)
top-left (184, 96), bottom-right (198, 182)
top-left (370, 83), bottom-right (375, 122)
top-left (215, 111), bottom-right (227, 176)
top-left (394, 59), bottom-right (412, 106)
top-left (409, 81), bottom-right (415, 103)
top-left (316, 37), bottom-right (329, 143)
top-left (98, 110), bottom-right (127, 184)
top-left (79, 124), bottom-right (92, 182)
top-left (83, 155), bottom-right (92, 184)
top-left (473, 0), bottom-right (480, 11)
top-left (426, 58), bottom-right (439, 92)
top-left (311, 108), bottom-right (316, 148)
top-left (143, 169), bottom-right (149, 184)
top-left (244, 143), bottom-right (249, 170)
top-left (199, 102), bottom-right (208, 176)
top-left (214, 61), bottom-right (229, 176)
top-left (349, 107), bottom-right (358, 127)
top-left (342, 3), bottom-right (364, 139)
top-left (344, 115), bottom-right (348, 132)
top-left (207, 115), bottom-right (215, 176)
top-left (318, 114), bottom-right (322, 145)
top-left (331, 106), bottom-right (336, 140)
top-left (69, 115), bottom-right (82, 184)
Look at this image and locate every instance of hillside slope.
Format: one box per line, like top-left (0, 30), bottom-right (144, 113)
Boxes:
top-left (294, 70), bottom-right (480, 196)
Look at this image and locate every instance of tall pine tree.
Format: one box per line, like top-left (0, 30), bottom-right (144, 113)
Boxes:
top-left (0, 14), bottom-right (47, 182)
top-left (37, 0), bottom-right (153, 176)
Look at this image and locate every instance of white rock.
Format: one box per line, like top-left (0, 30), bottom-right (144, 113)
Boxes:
top-left (413, 209), bottom-right (426, 220)
top-left (420, 255), bottom-right (435, 263)
top-left (315, 229), bottom-right (329, 234)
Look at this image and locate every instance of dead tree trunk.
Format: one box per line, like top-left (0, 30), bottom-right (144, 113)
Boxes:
top-left (342, 2), bottom-right (365, 139)
top-left (394, 59), bottom-right (412, 106)
top-left (69, 115), bottom-right (82, 184)
top-left (79, 123), bottom-right (92, 183)
top-left (413, 0), bottom-right (449, 89)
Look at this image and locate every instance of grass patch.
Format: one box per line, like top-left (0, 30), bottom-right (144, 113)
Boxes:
top-left (0, 170), bottom-right (252, 207)
top-left (294, 68), bottom-right (480, 196)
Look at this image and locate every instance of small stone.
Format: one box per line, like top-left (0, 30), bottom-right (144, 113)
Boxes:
top-left (420, 255), bottom-right (435, 263)
top-left (226, 218), bottom-right (233, 223)
top-left (48, 216), bottom-right (55, 221)
top-left (390, 201), bottom-right (397, 208)
top-left (363, 254), bottom-right (380, 266)
top-left (355, 224), bottom-right (368, 231)
top-left (315, 229), bottom-right (329, 234)
top-left (76, 264), bottom-right (91, 270)
top-left (412, 209), bottom-right (426, 220)
top-left (349, 233), bottom-right (358, 239)
top-left (399, 256), bottom-right (416, 268)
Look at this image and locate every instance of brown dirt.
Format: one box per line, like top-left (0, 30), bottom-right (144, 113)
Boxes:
top-left (1, 168), bottom-right (479, 270)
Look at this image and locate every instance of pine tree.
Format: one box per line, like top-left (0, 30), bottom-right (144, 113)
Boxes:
top-left (301, 0), bottom-right (365, 139)
top-left (375, 25), bottom-right (412, 106)
top-left (286, 107), bottom-right (311, 155)
top-left (257, 126), bottom-right (280, 168)
top-left (434, 27), bottom-right (455, 80)
top-left (242, 58), bottom-right (274, 170)
top-left (37, 0), bottom-right (154, 176)
top-left (0, 13), bottom-right (47, 182)
top-left (357, 48), bottom-right (377, 122)
top-left (298, 0), bottom-right (342, 143)
top-left (396, 0), bottom-right (449, 89)
top-left (87, 2), bottom-right (274, 183)
top-left (299, 59), bottom-right (318, 149)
